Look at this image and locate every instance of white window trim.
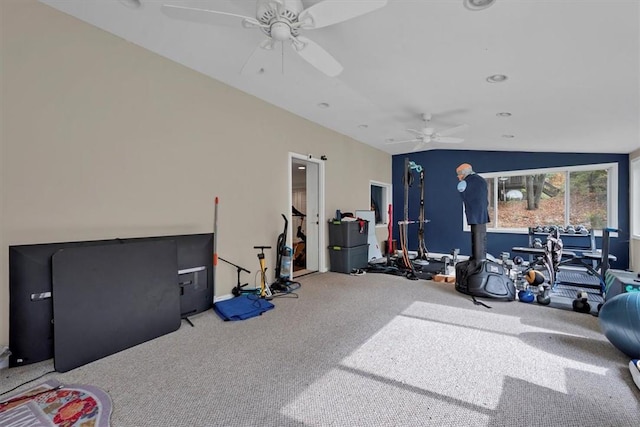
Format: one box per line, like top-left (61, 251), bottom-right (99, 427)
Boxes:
top-left (462, 162), bottom-right (619, 236)
top-left (632, 157), bottom-right (640, 239)
top-left (370, 180), bottom-right (392, 227)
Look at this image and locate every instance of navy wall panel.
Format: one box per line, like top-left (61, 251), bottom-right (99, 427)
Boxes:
top-left (392, 150), bottom-right (630, 269)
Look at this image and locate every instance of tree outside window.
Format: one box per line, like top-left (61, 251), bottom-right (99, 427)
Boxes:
top-left (478, 163), bottom-right (617, 232)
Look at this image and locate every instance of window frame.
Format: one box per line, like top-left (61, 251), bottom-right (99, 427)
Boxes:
top-left (370, 180), bottom-right (392, 227)
top-left (462, 162), bottom-right (618, 236)
top-left (632, 157), bottom-right (640, 239)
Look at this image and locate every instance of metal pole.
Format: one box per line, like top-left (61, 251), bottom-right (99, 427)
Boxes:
top-left (213, 197), bottom-right (219, 306)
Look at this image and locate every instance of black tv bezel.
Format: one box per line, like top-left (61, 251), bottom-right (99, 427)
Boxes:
top-left (8, 232), bottom-right (213, 367)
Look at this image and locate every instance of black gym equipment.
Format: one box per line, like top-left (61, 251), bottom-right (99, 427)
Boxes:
top-left (572, 290), bottom-right (591, 313)
top-left (455, 259), bottom-right (516, 301)
top-left (371, 158), bottom-right (435, 280)
top-left (397, 158), bottom-right (428, 280)
top-left (454, 164), bottom-right (515, 301)
top-left (511, 226), bottom-right (619, 311)
top-left (292, 206), bottom-right (307, 268)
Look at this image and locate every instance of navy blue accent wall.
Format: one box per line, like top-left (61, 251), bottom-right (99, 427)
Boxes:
top-left (392, 150), bottom-right (630, 269)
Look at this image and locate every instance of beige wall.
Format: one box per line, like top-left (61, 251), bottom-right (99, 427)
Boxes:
top-left (0, 1), bottom-right (391, 346)
top-left (631, 148), bottom-right (640, 271)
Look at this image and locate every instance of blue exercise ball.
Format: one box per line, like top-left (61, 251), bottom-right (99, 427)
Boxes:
top-left (599, 292), bottom-right (640, 358)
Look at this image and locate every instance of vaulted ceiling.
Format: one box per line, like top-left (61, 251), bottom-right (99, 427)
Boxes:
top-left (39, 0), bottom-right (640, 155)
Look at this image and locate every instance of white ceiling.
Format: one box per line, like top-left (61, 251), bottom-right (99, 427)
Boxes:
top-left (39, 0), bottom-right (640, 155)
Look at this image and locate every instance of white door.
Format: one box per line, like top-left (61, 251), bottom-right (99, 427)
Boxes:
top-left (289, 153), bottom-right (325, 276)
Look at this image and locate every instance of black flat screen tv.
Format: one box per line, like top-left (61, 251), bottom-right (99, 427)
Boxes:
top-left (8, 233), bottom-right (213, 367)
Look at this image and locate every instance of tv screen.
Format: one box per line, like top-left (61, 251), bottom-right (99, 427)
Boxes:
top-left (124, 233), bottom-right (214, 318)
top-left (8, 233), bottom-right (214, 367)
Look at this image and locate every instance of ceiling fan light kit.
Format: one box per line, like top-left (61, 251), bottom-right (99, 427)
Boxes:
top-left (486, 74), bottom-right (507, 83)
top-left (118, 0), bottom-right (141, 8)
top-left (464, 0), bottom-right (497, 11)
top-left (162, 0), bottom-right (388, 77)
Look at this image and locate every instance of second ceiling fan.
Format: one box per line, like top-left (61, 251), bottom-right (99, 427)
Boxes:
top-left (388, 113), bottom-right (469, 151)
top-left (162, 0), bottom-right (388, 77)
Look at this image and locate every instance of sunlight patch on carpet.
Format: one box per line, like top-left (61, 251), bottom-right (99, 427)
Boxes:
top-left (281, 301), bottom-right (609, 423)
top-left (340, 306), bottom-right (607, 409)
top-left (280, 368), bottom-right (491, 426)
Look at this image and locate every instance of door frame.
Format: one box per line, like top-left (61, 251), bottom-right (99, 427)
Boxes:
top-left (288, 153), bottom-right (326, 274)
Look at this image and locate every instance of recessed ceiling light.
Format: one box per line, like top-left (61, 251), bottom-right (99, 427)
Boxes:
top-left (317, 102), bottom-right (330, 109)
top-left (297, 166), bottom-right (306, 170)
top-left (464, 0), bottom-right (497, 11)
top-left (496, 112), bottom-right (512, 117)
top-left (358, 124), bottom-right (368, 129)
top-left (119, 0), bottom-right (141, 8)
top-left (502, 134), bottom-right (515, 138)
top-left (486, 74), bottom-right (508, 83)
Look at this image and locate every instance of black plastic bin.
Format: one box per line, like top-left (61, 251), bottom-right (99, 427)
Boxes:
top-left (328, 221), bottom-right (368, 248)
top-left (328, 244), bottom-right (369, 274)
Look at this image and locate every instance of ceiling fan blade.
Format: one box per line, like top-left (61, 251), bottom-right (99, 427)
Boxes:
top-left (298, 0), bottom-right (388, 29)
top-left (291, 36), bottom-right (343, 77)
top-left (240, 38), bottom-right (278, 75)
top-left (386, 138), bottom-right (420, 145)
top-left (412, 140), bottom-right (427, 151)
top-left (432, 136), bottom-right (464, 144)
top-left (161, 4), bottom-right (264, 28)
top-left (406, 128), bottom-right (424, 136)
top-left (435, 123), bottom-right (469, 137)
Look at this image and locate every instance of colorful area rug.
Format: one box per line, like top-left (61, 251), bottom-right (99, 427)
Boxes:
top-left (0, 379), bottom-right (112, 426)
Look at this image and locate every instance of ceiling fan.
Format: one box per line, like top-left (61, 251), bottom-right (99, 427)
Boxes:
top-left (162, 0), bottom-right (388, 77)
top-left (387, 113), bottom-right (468, 151)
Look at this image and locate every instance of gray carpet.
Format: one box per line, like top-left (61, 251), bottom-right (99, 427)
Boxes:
top-left (2, 272), bottom-right (639, 426)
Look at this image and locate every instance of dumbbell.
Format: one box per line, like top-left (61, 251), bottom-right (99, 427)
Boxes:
top-left (440, 255), bottom-right (452, 273)
top-left (572, 290), bottom-right (591, 313)
top-left (576, 225), bottom-right (589, 235)
top-left (565, 225), bottom-right (576, 234)
top-left (532, 238), bottom-right (543, 249)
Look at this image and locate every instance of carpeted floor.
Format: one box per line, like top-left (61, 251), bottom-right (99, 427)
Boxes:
top-left (2, 272), bottom-right (639, 426)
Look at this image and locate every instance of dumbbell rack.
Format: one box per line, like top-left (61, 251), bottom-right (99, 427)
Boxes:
top-left (527, 226), bottom-right (596, 254)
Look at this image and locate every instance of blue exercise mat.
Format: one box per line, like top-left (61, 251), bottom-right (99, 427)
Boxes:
top-left (214, 295), bottom-right (274, 321)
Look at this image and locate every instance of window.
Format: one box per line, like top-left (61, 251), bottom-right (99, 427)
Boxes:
top-left (472, 163), bottom-right (618, 233)
top-left (632, 157), bottom-right (640, 239)
top-left (370, 181), bottom-right (391, 226)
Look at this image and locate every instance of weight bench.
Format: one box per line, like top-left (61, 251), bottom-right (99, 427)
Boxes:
top-left (511, 247), bottom-right (617, 294)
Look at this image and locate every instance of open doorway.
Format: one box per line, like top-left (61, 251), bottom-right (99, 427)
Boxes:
top-left (289, 154), bottom-right (325, 277)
